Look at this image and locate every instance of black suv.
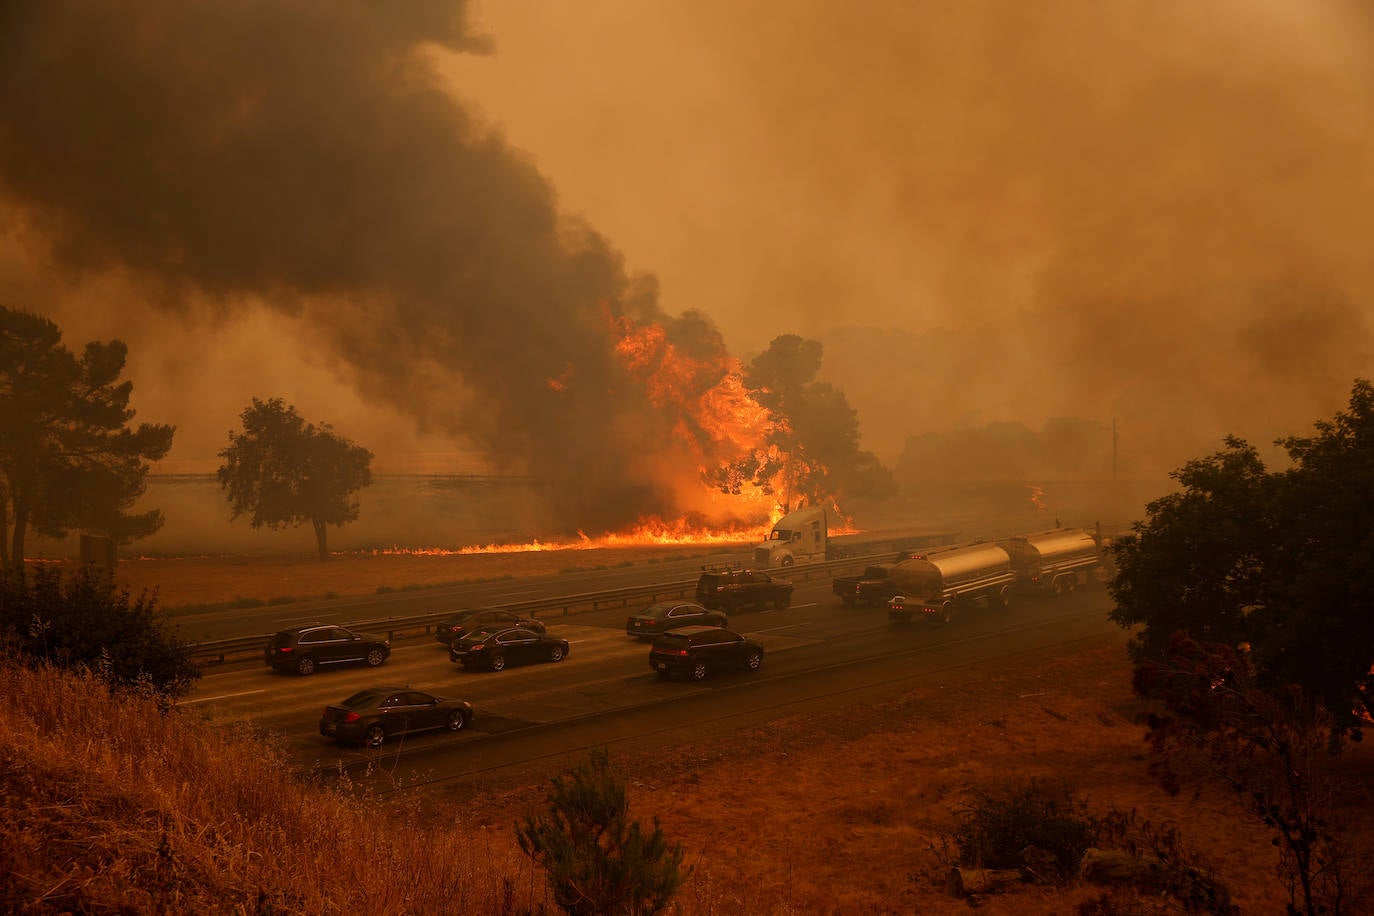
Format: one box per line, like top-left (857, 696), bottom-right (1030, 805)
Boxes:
top-left (433, 608), bottom-right (546, 646)
top-left (695, 568), bottom-right (794, 612)
top-left (649, 626), bottom-right (764, 681)
top-left (264, 624), bottom-right (391, 676)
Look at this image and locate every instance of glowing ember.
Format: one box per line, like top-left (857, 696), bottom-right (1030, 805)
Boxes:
top-left (1028, 485), bottom-right (1047, 511)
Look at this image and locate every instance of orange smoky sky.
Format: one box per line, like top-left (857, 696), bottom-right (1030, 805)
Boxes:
top-left (2, 0), bottom-right (1373, 507)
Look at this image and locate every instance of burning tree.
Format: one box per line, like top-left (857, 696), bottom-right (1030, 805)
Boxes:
top-left (217, 398), bottom-right (373, 559)
top-left (727, 334), bottom-right (895, 512)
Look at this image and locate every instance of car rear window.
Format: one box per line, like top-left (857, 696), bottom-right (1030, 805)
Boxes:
top-left (698, 574), bottom-right (723, 589)
top-left (269, 631), bottom-right (296, 648)
top-left (654, 634), bottom-right (691, 649)
top-left (341, 689), bottom-right (387, 707)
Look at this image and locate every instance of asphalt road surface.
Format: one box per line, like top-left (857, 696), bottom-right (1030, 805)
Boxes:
top-left (181, 572), bottom-right (1125, 795)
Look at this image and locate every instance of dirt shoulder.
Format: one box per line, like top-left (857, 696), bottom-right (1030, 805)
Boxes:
top-left (445, 639), bottom-right (1371, 914)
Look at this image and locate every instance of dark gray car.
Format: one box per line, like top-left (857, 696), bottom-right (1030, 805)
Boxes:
top-left (648, 626), bottom-right (764, 681)
top-left (265, 624), bottom-right (391, 676)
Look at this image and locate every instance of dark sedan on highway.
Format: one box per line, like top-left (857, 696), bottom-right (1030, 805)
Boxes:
top-left (264, 624), bottom-right (391, 676)
top-left (319, 686), bottom-right (473, 749)
top-left (433, 608), bottom-right (546, 646)
top-left (449, 626), bottom-right (570, 672)
top-left (626, 600), bottom-right (728, 639)
top-left (649, 626), bottom-right (764, 681)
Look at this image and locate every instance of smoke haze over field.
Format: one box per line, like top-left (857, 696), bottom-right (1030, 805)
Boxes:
top-left (3, 0), bottom-right (1374, 542)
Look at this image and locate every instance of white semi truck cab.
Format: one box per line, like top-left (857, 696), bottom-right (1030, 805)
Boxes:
top-left (753, 506), bottom-right (828, 568)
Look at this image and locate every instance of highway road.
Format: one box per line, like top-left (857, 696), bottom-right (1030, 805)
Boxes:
top-left (180, 570), bottom-right (1126, 795)
top-left (170, 550), bottom-right (754, 642)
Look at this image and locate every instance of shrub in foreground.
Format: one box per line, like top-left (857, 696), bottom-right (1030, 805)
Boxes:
top-left (517, 747), bottom-right (688, 915)
top-left (0, 564), bottom-right (198, 697)
top-left (952, 778), bottom-right (1100, 881)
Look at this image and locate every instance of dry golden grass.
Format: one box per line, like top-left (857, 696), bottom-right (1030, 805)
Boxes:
top-left (20, 550), bottom-right (1373, 913)
top-left (445, 642), bottom-right (1374, 914)
top-left (8, 636), bottom-right (1374, 913)
top-left (0, 654), bottom-right (545, 913)
top-left (95, 544), bottom-right (730, 610)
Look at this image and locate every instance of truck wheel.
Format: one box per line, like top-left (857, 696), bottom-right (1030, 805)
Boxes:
top-left (937, 602), bottom-right (953, 626)
top-left (780, 555), bottom-right (794, 567)
top-left (775, 594), bottom-right (791, 610)
top-left (840, 595), bottom-right (856, 608)
top-left (991, 587), bottom-right (1011, 609)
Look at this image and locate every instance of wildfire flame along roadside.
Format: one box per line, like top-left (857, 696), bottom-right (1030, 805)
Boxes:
top-left (373, 314), bottom-right (866, 557)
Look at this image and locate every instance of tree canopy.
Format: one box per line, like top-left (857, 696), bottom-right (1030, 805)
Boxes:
top-left (1109, 378), bottom-right (1374, 735)
top-left (710, 334), bottom-right (895, 511)
top-left (0, 307), bottom-right (174, 574)
top-left (217, 398), bottom-right (373, 559)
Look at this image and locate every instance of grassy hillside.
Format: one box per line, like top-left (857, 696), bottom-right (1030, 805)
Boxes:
top-left (11, 637), bottom-right (1370, 914)
top-left (0, 653), bottom-right (536, 913)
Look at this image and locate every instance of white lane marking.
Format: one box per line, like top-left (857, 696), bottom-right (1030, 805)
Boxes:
top-left (759, 602), bottom-right (815, 613)
top-left (752, 622), bottom-right (809, 633)
top-left (489, 587), bottom-right (546, 599)
top-left (181, 688), bottom-right (267, 705)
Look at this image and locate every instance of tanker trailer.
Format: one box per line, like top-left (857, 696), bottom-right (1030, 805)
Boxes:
top-left (997, 527), bottom-right (1103, 596)
top-left (885, 541), bottom-right (1016, 625)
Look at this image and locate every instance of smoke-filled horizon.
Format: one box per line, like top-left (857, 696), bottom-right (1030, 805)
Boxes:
top-left (0, 1), bottom-right (773, 535)
top-left (4, 0), bottom-right (1374, 538)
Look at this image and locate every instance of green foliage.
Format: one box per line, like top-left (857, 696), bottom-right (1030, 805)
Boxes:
top-left (0, 564), bottom-right (198, 698)
top-left (516, 748), bottom-right (688, 915)
top-left (709, 333), bottom-right (895, 510)
top-left (1109, 379), bottom-right (1374, 736)
top-left (0, 306), bottom-right (174, 572)
top-left (218, 398), bottom-right (373, 559)
top-left (951, 779), bottom-right (1100, 882)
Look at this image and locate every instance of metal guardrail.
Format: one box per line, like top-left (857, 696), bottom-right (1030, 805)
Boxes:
top-left (187, 552), bottom-right (905, 665)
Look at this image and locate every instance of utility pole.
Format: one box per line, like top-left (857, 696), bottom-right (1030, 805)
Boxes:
top-left (1112, 418), bottom-right (1118, 480)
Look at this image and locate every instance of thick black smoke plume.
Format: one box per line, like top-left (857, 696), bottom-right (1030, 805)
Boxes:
top-left (0, 1), bottom-right (737, 534)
